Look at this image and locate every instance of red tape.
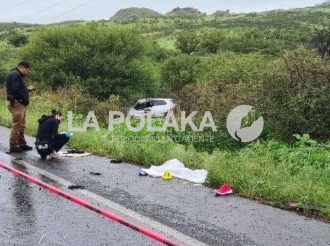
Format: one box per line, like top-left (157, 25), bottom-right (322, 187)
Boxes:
top-left (0, 161), bottom-right (181, 246)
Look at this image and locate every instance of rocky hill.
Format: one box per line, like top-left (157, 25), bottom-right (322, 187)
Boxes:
top-left (212, 10), bottom-right (231, 17)
top-left (165, 7), bottom-right (205, 17)
top-left (110, 7), bottom-right (163, 21)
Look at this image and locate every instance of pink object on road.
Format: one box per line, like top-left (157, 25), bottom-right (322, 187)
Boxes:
top-left (215, 183), bottom-right (233, 196)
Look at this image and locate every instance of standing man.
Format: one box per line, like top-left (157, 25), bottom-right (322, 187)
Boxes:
top-left (6, 61), bottom-right (35, 153)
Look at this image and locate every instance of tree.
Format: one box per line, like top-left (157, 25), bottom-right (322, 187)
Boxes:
top-left (312, 24), bottom-right (330, 59)
top-left (7, 33), bottom-right (28, 47)
top-left (221, 27), bottom-right (272, 54)
top-left (199, 29), bottom-right (225, 53)
top-left (258, 47), bottom-right (330, 140)
top-left (161, 54), bottom-right (201, 92)
top-left (175, 31), bottom-right (200, 54)
top-left (19, 25), bottom-right (160, 102)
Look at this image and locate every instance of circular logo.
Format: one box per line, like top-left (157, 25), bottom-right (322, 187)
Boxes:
top-left (226, 105), bottom-right (264, 143)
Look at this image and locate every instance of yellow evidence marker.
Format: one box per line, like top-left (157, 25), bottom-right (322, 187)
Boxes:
top-left (162, 171), bottom-right (173, 180)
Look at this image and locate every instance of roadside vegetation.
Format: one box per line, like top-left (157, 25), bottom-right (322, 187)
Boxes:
top-left (1, 4), bottom-right (330, 220)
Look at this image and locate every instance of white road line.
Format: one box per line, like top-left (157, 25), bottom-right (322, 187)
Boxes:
top-left (12, 159), bottom-right (209, 246)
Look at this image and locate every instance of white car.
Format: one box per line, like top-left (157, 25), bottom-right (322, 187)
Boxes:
top-left (128, 98), bottom-right (176, 118)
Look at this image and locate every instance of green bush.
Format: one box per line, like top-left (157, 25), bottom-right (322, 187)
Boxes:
top-left (0, 67), bottom-right (6, 84)
top-left (200, 52), bottom-right (273, 84)
top-left (175, 31), bottom-right (200, 54)
top-left (311, 23), bottom-right (330, 59)
top-left (19, 25), bottom-right (160, 102)
top-left (7, 33), bottom-right (28, 47)
top-left (161, 54), bottom-right (201, 93)
top-left (199, 29), bottom-right (226, 53)
top-left (222, 28), bottom-right (274, 54)
top-left (258, 47), bottom-right (330, 140)
top-left (0, 42), bottom-right (16, 65)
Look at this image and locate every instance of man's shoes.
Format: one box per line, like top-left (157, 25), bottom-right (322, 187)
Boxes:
top-left (50, 151), bottom-right (59, 159)
top-left (19, 145), bottom-right (33, 151)
top-left (9, 147), bottom-right (23, 153)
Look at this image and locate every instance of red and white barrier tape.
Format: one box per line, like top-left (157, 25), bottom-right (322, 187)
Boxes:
top-left (0, 161), bottom-right (180, 246)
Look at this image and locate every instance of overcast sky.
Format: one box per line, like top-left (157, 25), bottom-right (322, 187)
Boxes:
top-left (0, 0), bottom-right (325, 24)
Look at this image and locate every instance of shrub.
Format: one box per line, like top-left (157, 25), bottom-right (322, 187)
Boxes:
top-left (200, 52), bottom-right (273, 84)
top-left (7, 33), bottom-right (28, 47)
top-left (258, 47), bottom-right (330, 140)
top-left (175, 31), bottom-right (200, 54)
top-left (161, 54), bottom-right (201, 93)
top-left (199, 29), bottom-right (226, 53)
top-left (222, 28), bottom-right (274, 54)
top-left (19, 25), bottom-right (160, 102)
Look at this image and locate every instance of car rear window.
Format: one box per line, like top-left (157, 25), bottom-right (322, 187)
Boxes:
top-left (153, 100), bottom-right (167, 106)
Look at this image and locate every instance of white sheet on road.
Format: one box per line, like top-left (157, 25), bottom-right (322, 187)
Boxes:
top-left (141, 159), bottom-right (208, 184)
top-left (58, 152), bottom-right (92, 157)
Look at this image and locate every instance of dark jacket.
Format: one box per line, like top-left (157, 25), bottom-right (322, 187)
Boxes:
top-left (6, 68), bottom-right (29, 106)
top-left (35, 115), bottom-right (61, 147)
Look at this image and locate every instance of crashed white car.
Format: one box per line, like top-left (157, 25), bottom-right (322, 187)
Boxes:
top-left (128, 98), bottom-right (176, 118)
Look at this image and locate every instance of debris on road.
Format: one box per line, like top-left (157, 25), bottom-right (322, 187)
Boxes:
top-left (110, 159), bottom-right (122, 163)
top-left (67, 148), bottom-right (84, 154)
top-left (139, 170), bottom-right (148, 176)
top-left (288, 202), bottom-right (301, 210)
top-left (38, 234), bottom-right (45, 244)
top-left (214, 183), bottom-right (233, 196)
top-left (90, 172), bottom-right (102, 176)
top-left (68, 185), bottom-right (85, 190)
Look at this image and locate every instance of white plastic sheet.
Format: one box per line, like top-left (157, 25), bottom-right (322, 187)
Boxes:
top-left (141, 159), bottom-right (208, 184)
top-left (58, 152), bottom-right (92, 157)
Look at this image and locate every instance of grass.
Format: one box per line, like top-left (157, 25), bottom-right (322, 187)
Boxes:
top-left (0, 88), bottom-right (329, 220)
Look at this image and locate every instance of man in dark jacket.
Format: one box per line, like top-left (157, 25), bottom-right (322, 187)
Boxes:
top-left (35, 110), bottom-right (70, 159)
top-left (6, 61), bottom-right (35, 153)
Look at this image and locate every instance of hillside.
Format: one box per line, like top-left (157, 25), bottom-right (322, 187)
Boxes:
top-left (165, 7), bottom-right (205, 17)
top-left (110, 7), bottom-right (163, 21)
top-left (0, 22), bottom-right (35, 30)
top-left (316, 0), bottom-right (330, 6)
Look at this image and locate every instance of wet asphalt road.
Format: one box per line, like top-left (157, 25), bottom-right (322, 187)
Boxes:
top-left (0, 152), bottom-right (161, 246)
top-left (1, 125), bottom-right (330, 246)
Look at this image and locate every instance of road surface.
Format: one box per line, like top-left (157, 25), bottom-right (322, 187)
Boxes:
top-left (0, 125), bottom-right (330, 246)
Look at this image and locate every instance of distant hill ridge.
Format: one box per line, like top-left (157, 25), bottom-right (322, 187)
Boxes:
top-left (110, 7), bottom-right (208, 20)
top-left (165, 7), bottom-right (205, 17)
top-left (110, 7), bottom-right (163, 20)
top-left (316, 0), bottom-right (330, 6)
top-left (0, 22), bottom-right (35, 28)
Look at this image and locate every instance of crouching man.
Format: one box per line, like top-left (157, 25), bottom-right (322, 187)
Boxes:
top-left (35, 110), bottom-right (70, 159)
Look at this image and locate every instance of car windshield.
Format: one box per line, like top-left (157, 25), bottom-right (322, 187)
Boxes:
top-left (134, 100), bottom-right (153, 110)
